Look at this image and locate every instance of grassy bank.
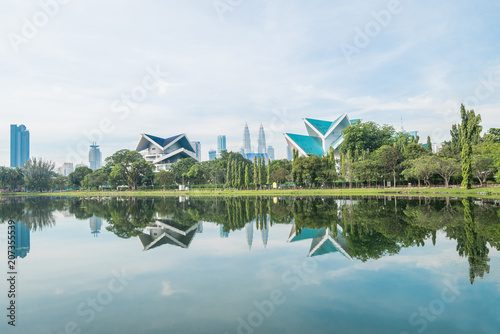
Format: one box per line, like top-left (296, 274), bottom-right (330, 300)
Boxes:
top-left (2, 186), bottom-right (500, 200)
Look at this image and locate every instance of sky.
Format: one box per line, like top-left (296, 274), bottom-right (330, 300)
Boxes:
top-left (1, 0), bottom-right (500, 166)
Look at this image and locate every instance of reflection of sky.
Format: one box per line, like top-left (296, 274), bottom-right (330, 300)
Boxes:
top-left (1, 215), bottom-right (499, 334)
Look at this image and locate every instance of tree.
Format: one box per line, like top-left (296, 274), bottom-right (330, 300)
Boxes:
top-left (459, 104), bottom-right (482, 189)
top-left (267, 159), bottom-right (271, 184)
top-left (106, 149), bottom-right (155, 190)
top-left (154, 170), bottom-right (175, 190)
top-left (472, 155), bottom-right (495, 186)
top-left (0, 167), bottom-right (24, 191)
top-left (22, 158), bottom-right (56, 191)
top-left (253, 156), bottom-right (258, 189)
top-left (402, 157), bottom-right (436, 187)
top-left (52, 175), bottom-right (68, 191)
top-left (245, 165), bottom-right (250, 189)
top-left (82, 167), bottom-right (111, 190)
top-left (434, 157), bottom-right (460, 188)
top-left (341, 121), bottom-right (395, 158)
top-left (426, 136), bottom-right (432, 152)
top-left (69, 166), bottom-right (93, 188)
top-left (375, 145), bottom-right (403, 187)
top-left (169, 157), bottom-right (198, 185)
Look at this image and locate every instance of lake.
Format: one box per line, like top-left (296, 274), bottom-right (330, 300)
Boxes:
top-left (1, 196), bottom-right (499, 334)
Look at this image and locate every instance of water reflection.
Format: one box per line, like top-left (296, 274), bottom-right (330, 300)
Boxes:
top-left (1, 196), bottom-right (499, 284)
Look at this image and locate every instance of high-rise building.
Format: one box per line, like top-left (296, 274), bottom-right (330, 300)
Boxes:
top-left (89, 142), bottom-right (102, 170)
top-left (243, 123), bottom-right (252, 155)
top-left (217, 135), bottom-right (226, 157)
top-left (10, 124), bottom-right (30, 168)
top-left (257, 124), bottom-right (267, 154)
top-left (59, 162), bottom-right (74, 176)
top-left (190, 141), bottom-right (201, 161)
top-left (267, 146), bottom-right (275, 161)
top-left (208, 149), bottom-right (217, 161)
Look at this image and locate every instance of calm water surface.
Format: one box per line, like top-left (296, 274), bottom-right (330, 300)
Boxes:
top-left (1, 196), bottom-right (499, 334)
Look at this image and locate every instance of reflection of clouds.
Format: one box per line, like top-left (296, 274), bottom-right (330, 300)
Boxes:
top-left (161, 281), bottom-right (176, 297)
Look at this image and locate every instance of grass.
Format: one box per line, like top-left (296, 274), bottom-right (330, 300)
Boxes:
top-left (2, 186), bottom-right (500, 200)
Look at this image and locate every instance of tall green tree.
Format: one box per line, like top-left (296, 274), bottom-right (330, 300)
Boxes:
top-left (22, 158), bottom-right (56, 191)
top-left (69, 166), bottom-right (93, 188)
top-left (245, 165), bottom-right (250, 189)
top-left (105, 149), bottom-right (154, 190)
top-left (459, 104), bottom-right (482, 189)
top-left (426, 136), bottom-right (432, 152)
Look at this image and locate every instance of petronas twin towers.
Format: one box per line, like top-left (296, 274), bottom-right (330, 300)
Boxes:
top-left (242, 122), bottom-right (267, 155)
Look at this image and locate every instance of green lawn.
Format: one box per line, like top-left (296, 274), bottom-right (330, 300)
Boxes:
top-left (3, 186), bottom-right (500, 199)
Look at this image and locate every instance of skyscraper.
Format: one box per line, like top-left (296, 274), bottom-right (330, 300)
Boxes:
top-left (267, 146), bottom-right (275, 161)
top-left (257, 123), bottom-right (267, 154)
top-left (208, 149), bottom-right (217, 161)
top-left (89, 142), bottom-right (102, 170)
top-left (190, 141), bottom-right (201, 161)
top-left (10, 124), bottom-right (30, 168)
top-left (217, 135), bottom-right (226, 156)
top-left (243, 123), bottom-right (252, 155)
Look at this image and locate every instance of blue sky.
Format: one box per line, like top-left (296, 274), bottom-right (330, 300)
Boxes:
top-left (1, 0), bottom-right (500, 165)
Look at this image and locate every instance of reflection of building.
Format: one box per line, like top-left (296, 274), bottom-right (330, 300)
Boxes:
top-left (89, 216), bottom-right (103, 237)
top-left (245, 222), bottom-right (253, 250)
top-left (89, 142), bottom-right (102, 170)
top-left (138, 219), bottom-right (201, 251)
top-left (285, 114), bottom-right (359, 160)
top-left (10, 124), bottom-right (30, 168)
top-left (220, 225), bottom-right (229, 238)
top-left (14, 222), bottom-right (30, 259)
top-left (288, 223), bottom-right (352, 260)
top-left (261, 219), bottom-right (269, 249)
top-left (136, 133), bottom-right (198, 171)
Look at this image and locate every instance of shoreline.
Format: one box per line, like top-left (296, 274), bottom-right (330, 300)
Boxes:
top-left (1, 186), bottom-right (500, 200)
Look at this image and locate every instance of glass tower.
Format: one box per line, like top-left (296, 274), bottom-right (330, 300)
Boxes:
top-left (217, 135), bottom-right (226, 155)
top-left (89, 142), bottom-right (102, 170)
top-left (10, 124), bottom-right (30, 167)
top-left (257, 123), bottom-right (267, 154)
top-left (243, 123), bottom-right (252, 155)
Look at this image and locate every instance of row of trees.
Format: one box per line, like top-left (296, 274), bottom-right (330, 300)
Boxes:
top-left (337, 105), bottom-right (499, 188)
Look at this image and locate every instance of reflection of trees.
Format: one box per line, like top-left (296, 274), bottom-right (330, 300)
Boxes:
top-left (104, 198), bottom-right (156, 239)
top-left (456, 199), bottom-right (490, 285)
top-left (0, 197), bottom-right (60, 231)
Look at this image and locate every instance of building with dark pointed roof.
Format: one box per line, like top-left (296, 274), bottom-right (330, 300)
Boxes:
top-left (136, 133), bottom-right (198, 171)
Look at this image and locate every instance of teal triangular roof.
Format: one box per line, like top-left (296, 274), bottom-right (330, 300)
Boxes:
top-left (286, 133), bottom-right (324, 156)
top-left (290, 228), bottom-right (320, 242)
top-left (305, 118), bottom-right (333, 136)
